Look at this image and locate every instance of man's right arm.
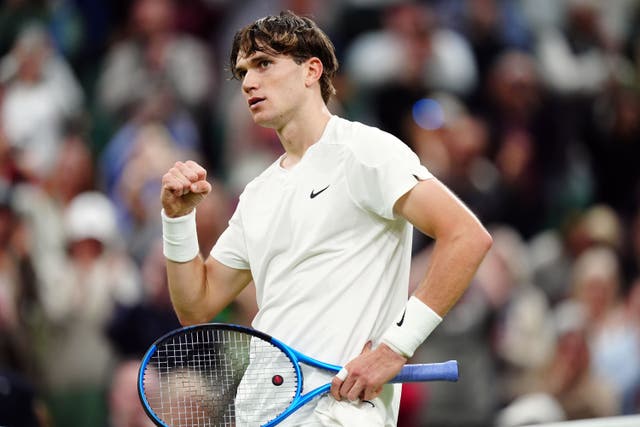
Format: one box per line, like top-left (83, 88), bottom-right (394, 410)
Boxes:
top-left (166, 254), bottom-right (252, 325)
top-left (161, 160), bottom-right (253, 325)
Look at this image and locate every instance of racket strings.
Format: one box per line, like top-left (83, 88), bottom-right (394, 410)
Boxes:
top-left (141, 327), bottom-right (299, 427)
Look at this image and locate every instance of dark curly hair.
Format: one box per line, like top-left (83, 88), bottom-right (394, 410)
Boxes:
top-left (229, 11), bottom-right (339, 104)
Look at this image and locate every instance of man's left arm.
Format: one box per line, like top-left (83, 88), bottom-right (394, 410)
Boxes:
top-left (330, 178), bottom-right (492, 401)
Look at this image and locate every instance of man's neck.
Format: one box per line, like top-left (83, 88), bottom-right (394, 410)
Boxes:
top-left (277, 105), bottom-right (332, 170)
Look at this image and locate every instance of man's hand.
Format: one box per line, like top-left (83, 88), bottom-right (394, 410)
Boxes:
top-left (161, 160), bottom-right (212, 217)
top-left (330, 342), bottom-right (407, 402)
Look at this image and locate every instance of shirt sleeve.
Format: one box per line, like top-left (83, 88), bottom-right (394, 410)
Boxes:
top-left (345, 128), bottom-right (433, 220)
top-left (210, 201), bottom-right (251, 270)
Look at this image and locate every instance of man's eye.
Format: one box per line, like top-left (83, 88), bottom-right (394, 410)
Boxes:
top-left (259, 60), bottom-right (271, 68)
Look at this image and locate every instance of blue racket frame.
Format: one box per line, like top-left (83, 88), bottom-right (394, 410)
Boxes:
top-left (138, 323), bottom-right (459, 427)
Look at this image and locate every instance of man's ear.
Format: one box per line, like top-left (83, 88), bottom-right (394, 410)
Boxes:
top-left (305, 57), bottom-right (324, 87)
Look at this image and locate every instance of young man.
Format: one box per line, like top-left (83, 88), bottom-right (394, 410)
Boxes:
top-left (160, 11), bottom-right (492, 426)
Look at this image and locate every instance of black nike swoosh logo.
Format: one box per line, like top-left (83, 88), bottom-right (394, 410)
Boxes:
top-left (310, 185), bottom-right (330, 199)
top-left (396, 309), bottom-right (406, 327)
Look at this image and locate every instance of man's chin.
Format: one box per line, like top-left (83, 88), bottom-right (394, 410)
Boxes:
top-left (251, 113), bottom-right (277, 129)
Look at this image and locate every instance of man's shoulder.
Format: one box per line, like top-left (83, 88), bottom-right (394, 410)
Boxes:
top-left (331, 116), bottom-right (410, 166)
top-left (331, 116), bottom-right (393, 142)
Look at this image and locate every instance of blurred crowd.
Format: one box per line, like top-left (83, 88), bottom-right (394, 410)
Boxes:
top-left (0, 0), bottom-right (639, 426)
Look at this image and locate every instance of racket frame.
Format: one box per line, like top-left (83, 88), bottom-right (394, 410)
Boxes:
top-left (138, 323), bottom-right (458, 427)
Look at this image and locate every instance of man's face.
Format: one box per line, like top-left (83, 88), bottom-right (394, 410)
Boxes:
top-left (235, 51), bottom-right (309, 129)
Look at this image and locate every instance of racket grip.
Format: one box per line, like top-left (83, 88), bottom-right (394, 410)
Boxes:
top-left (391, 360), bottom-right (459, 383)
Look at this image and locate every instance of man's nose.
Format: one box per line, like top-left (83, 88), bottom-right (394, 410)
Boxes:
top-left (242, 71), bottom-right (257, 94)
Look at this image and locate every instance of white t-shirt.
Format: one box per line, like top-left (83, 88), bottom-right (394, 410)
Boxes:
top-left (211, 115), bottom-right (433, 425)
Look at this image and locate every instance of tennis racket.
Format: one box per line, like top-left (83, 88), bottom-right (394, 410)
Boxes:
top-left (138, 323), bottom-right (458, 427)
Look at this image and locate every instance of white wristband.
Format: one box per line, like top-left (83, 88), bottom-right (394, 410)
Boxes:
top-left (380, 296), bottom-right (442, 358)
top-left (161, 209), bottom-right (200, 262)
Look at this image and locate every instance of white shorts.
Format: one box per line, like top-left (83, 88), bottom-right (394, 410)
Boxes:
top-left (277, 384), bottom-right (400, 427)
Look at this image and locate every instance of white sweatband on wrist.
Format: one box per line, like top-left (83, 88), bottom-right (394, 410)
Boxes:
top-left (161, 209), bottom-right (200, 262)
top-left (380, 296), bottom-right (442, 358)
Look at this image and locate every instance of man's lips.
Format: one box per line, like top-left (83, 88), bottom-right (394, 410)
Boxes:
top-left (248, 97), bottom-right (265, 107)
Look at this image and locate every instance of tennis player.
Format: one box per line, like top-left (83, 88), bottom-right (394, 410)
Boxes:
top-left (160, 11), bottom-right (492, 426)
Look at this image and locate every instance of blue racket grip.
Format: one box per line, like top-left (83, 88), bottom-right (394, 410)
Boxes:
top-left (391, 360), bottom-right (458, 383)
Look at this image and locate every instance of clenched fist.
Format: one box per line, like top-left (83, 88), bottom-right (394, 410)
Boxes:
top-left (161, 160), bottom-right (212, 218)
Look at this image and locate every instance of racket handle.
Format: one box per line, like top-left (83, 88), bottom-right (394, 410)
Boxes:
top-left (392, 360), bottom-right (459, 383)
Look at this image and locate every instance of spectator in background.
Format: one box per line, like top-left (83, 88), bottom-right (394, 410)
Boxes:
top-left (478, 49), bottom-right (588, 238)
top-left (0, 23), bottom-right (83, 183)
top-left (10, 124), bottom-right (97, 297)
top-left (581, 79), bottom-right (640, 217)
top-left (619, 279), bottom-right (640, 414)
top-left (534, 0), bottom-right (640, 218)
top-left (0, 182), bottom-right (40, 382)
top-left (527, 204), bottom-right (624, 305)
top-left (96, 0), bottom-right (213, 128)
top-left (36, 192), bottom-right (141, 427)
top-left (344, 2), bottom-right (477, 96)
top-left (482, 226), bottom-right (556, 406)
top-left (535, 0), bottom-right (621, 98)
top-left (465, 0), bottom-right (532, 89)
top-left (107, 238), bottom-right (180, 358)
top-left (570, 245), bottom-right (623, 333)
top-left (570, 245), bottom-right (640, 414)
top-left (495, 392), bottom-right (566, 426)
top-left (107, 359), bottom-right (154, 427)
top-left (342, 1), bottom-right (477, 141)
top-left (505, 300), bottom-right (618, 420)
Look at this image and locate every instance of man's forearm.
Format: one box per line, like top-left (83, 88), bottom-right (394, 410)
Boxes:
top-left (166, 255), bottom-right (214, 325)
top-left (167, 255), bottom-right (254, 326)
top-left (413, 224), bottom-right (492, 315)
top-left (381, 219), bottom-right (491, 358)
